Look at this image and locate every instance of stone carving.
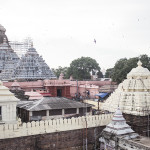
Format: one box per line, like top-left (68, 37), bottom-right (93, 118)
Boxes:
top-left (102, 60), bottom-right (150, 116)
top-left (0, 38), bottom-right (19, 80)
top-left (12, 43), bottom-right (56, 80)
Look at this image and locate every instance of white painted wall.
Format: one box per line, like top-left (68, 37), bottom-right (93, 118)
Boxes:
top-left (0, 113), bottom-right (113, 139)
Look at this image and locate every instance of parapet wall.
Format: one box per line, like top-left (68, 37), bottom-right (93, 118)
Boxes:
top-left (0, 114), bottom-right (113, 139)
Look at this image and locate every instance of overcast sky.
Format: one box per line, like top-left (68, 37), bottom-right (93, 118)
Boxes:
top-left (1, 0), bottom-right (150, 70)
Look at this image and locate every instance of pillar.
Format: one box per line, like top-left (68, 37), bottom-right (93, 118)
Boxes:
top-left (29, 111), bottom-right (32, 121)
top-left (76, 108), bottom-right (79, 114)
top-left (62, 109), bottom-right (65, 116)
top-left (46, 110), bottom-right (49, 116)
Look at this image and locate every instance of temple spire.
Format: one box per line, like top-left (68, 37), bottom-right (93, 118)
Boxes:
top-left (3, 37), bottom-right (7, 43)
top-left (137, 60), bottom-right (142, 67)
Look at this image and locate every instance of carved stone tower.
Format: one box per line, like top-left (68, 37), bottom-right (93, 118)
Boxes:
top-left (13, 43), bottom-right (56, 80)
top-left (102, 60), bottom-right (150, 136)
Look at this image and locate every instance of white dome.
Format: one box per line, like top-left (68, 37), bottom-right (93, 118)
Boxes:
top-left (102, 60), bottom-right (150, 116)
top-left (127, 60), bottom-right (150, 79)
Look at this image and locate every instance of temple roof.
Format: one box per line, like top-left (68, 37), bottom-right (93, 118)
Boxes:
top-left (103, 107), bottom-right (139, 139)
top-left (0, 24), bottom-right (6, 32)
top-left (0, 81), bottom-right (19, 102)
top-left (11, 81), bottom-right (20, 87)
top-left (102, 61), bottom-right (150, 116)
top-left (25, 91), bottom-right (43, 100)
top-left (17, 97), bottom-right (92, 111)
top-left (0, 24), bottom-right (9, 45)
top-left (127, 60), bottom-right (150, 79)
top-left (0, 38), bottom-right (20, 80)
top-left (12, 44), bottom-right (56, 80)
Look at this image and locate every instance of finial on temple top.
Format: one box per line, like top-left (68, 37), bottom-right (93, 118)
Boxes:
top-left (137, 60), bottom-right (142, 67)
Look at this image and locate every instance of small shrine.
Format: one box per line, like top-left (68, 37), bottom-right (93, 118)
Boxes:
top-left (99, 107), bottom-right (139, 150)
top-left (0, 81), bottom-right (19, 124)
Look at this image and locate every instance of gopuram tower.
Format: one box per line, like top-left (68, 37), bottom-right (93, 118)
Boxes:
top-left (102, 60), bottom-right (150, 136)
top-left (13, 43), bottom-right (56, 80)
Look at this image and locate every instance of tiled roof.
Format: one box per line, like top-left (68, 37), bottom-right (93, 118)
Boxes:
top-left (17, 97), bottom-right (92, 111)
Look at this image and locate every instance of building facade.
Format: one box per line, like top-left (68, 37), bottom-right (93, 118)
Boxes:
top-left (17, 97), bottom-right (92, 122)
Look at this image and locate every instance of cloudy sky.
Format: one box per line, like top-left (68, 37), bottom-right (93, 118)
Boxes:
top-left (1, 0), bottom-right (150, 70)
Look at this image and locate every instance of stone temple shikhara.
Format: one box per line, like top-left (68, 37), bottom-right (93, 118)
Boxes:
top-left (102, 60), bottom-right (150, 136)
top-left (99, 107), bottom-right (139, 149)
top-left (0, 37), bottom-right (19, 80)
top-left (0, 24), bottom-right (8, 44)
top-left (0, 24), bottom-right (56, 81)
top-left (12, 43), bottom-right (56, 80)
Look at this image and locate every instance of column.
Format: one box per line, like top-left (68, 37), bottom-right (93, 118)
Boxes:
top-left (29, 111), bottom-right (32, 121)
top-left (62, 109), bottom-right (65, 116)
top-left (46, 110), bottom-right (49, 116)
top-left (76, 108), bottom-right (79, 114)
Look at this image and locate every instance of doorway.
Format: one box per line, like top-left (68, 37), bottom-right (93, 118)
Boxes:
top-left (57, 89), bottom-right (62, 97)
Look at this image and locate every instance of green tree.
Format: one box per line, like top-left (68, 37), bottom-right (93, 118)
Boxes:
top-left (66, 57), bottom-right (101, 80)
top-left (111, 58), bottom-right (128, 83)
top-left (105, 68), bottom-right (113, 78)
top-left (52, 66), bottom-right (68, 79)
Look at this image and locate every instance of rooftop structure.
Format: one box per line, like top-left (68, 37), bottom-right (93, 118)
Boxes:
top-left (102, 107), bottom-right (138, 138)
top-left (102, 60), bottom-right (150, 116)
top-left (17, 97), bottom-right (92, 121)
top-left (12, 44), bottom-right (56, 80)
top-left (25, 91), bottom-right (43, 100)
top-left (99, 108), bottom-right (150, 150)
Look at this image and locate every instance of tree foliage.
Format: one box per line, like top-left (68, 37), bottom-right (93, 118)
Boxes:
top-left (66, 57), bottom-right (101, 80)
top-left (52, 66), bottom-right (68, 79)
top-left (110, 54), bottom-right (150, 84)
top-left (105, 68), bottom-right (113, 78)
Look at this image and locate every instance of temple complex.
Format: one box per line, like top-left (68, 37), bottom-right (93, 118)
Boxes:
top-left (0, 24), bottom-right (56, 81)
top-left (102, 60), bottom-right (150, 136)
top-left (12, 43), bottom-right (56, 80)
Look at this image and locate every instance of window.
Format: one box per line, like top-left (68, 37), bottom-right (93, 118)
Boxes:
top-left (65, 108), bottom-right (76, 114)
top-left (32, 110), bottom-right (46, 116)
top-left (49, 109), bottom-right (62, 116)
